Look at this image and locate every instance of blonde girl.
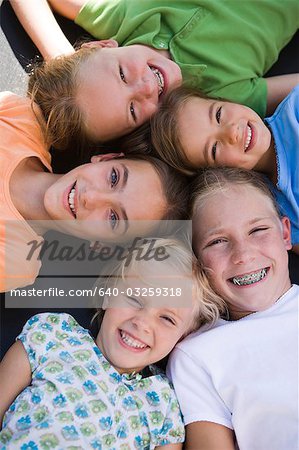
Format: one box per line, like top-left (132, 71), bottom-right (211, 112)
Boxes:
top-left (0, 238), bottom-right (225, 449)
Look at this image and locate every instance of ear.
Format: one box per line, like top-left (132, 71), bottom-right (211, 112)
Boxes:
top-left (281, 216), bottom-right (292, 250)
top-left (81, 39), bottom-right (119, 50)
top-left (91, 153), bottom-right (124, 164)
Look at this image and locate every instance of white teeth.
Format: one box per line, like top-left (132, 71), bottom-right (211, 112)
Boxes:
top-left (232, 268), bottom-right (267, 286)
top-left (244, 125), bottom-right (252, 151)
top-left (120, 330), bottom-right (147, 349)
top-left (68, 186), bottom-right (76, 216)
top-left (150, 67), bottom-right (164, 96)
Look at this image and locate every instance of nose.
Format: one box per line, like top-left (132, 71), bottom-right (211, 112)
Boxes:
top-left (220, 123), bottom-right (239, 145)
top-left (133, 75), bottom-right (156, 101)
top-left (231, 241), bottom-right (255, 265)
top-left (81, 189), bottom-right (109, 210)
top-left (131, 309), bottom-right (153, 334)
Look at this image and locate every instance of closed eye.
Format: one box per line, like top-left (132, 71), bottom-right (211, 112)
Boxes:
top-left (211, 142), bottom-right (217, 161)
top-left (126, 296), bottom-right (143, 308)
top-left (250, 227), bottom-right (269, 235)
top-left (161, 315), bottom-right (176, 325)
top-left (216, 106), bottom-right (222, 123)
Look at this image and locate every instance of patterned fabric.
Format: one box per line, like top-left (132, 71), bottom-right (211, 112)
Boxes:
top-left (0, 313), bottom-right (184, 449)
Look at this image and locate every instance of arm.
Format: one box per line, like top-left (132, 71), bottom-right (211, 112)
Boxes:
top-left (0, 341), bottom-right (31, 429)
top-left (185, 422), bottom-right (235, 450)
top-left (10, 0), bottom-right (75, 59)
top-left (47, 0), bottom-right (86, 20)
top-left (266, 74), bottom-right (299, 115)
top-left (155, 445), bottom-right (182, 450)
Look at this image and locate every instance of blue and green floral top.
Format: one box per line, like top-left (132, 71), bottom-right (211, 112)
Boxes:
top-left (0, 313), bottom-right (184, 450)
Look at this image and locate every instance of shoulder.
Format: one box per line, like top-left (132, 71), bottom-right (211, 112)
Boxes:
top-left (18, 312), bottom-right (88, 344)
top-left (0, 91), bottom-right (30, 108)
top-left (174, 320), bottom-right (225, 354)
top-left (271, 84), bottom-right (299, 118)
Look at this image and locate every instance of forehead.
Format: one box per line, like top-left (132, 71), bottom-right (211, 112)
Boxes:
top-left (76, 50), bottom-right (132, 140)
top-left (179, 96), bottom-right (212, 116)
top-left (114, 256), bottom-right (193, 308)
top-left (111, 159), bottom-right (165, 227)
top-left (193, 184), bottom-right (279, 231)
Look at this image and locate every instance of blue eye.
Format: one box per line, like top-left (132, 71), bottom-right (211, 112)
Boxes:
top-left (120, 67), bottom-right (126, 82)
top-left (216, 106), bottom-right (222, 123)
top-left (130, 103), bottom-right (137, 122)
top-left (109, 210), bottom-right (119, 230)
top-left (110, 168), bottom-right (119, 187)
top-left (211, 143), bottom-right (217, 161)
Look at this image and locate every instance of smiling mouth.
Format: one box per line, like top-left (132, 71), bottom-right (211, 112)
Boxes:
top-left (150, 66), bottom-right (164, 96)
top-left (120, 330), bottom-right (149, 349)
top-left (244, 124), bottom-right (252, 151)
top-left (230, 267), bottom-right (269, 286)
top-left (68, 182), bottom-right (77, 218)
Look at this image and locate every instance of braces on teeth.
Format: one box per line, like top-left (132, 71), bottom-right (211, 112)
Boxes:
top-left (232, 268), bottom-right (267, 286)
top-left (150, 67), bottom-right (164, 95)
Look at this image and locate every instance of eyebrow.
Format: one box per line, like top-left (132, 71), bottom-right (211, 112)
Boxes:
top-left (209, 102), bottom-right (214, 122)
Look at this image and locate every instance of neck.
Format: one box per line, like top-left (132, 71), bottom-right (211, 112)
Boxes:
top-left (10, 156), bottom-right (60, 230)
top-left (254, 134), bottom-right (277, 184)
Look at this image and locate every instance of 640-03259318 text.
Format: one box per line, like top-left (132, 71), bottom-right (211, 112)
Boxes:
top-left (8, 287), bottom-right (183, 298)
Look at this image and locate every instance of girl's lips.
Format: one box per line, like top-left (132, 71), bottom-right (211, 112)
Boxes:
top-left (228, 267), bottom-right (269, 287)
top-left (153, 65), bottom-right (168, 100)
top-left (117, 329), bottom-right (149, 353)
top-left (245, 122), bottom-right (256, 152)
top-left (63, 182), bottom-right (76, 218)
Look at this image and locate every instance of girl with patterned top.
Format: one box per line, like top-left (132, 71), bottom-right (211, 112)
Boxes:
top-left (0, 238), bottom-right (226, 449)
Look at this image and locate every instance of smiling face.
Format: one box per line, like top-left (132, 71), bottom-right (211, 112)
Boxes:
top-left (193, 185), bottom-right (292, 320)
top-left (76, 42), bottom-right (182, 141)
top-left (43, 156), bottom-right (166, 241)
top-left (96, 259), bottom-right (194, 374)
top-left (177, 97), bottom-right (274, 171)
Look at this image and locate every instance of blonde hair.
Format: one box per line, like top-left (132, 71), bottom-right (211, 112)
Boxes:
top-left (190, 167), bottom-right (280, 219)
top-left (151, 86), bottom-right (208, 176)
top-left (28, 46), bottom-right (99, 153)
top-left (92, 238), bottom-right (227, 333)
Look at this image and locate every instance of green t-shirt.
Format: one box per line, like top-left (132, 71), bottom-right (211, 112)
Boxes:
top-left (76, 0), bottom-right (298, 117)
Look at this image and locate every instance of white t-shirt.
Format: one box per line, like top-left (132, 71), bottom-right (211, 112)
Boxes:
top-left (167, 285), bottom-right (299, 450)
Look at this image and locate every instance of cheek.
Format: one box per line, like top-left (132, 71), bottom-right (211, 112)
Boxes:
top-left (200, 250), bottom-right (220, 273)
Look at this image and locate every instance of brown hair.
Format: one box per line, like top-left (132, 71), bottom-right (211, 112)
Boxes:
top-left (191, 167), bottom-right (281, 221)
top-left (28, 46), bottom-right (99, 153)
top-left (150, 86), bottom-right (208, 176)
